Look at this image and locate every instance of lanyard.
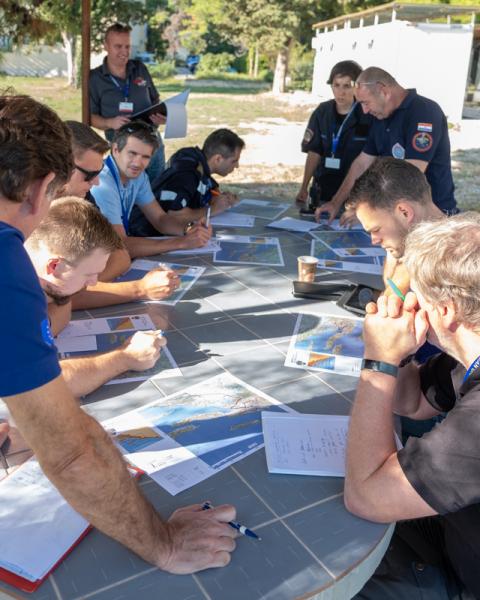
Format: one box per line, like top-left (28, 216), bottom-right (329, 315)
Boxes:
top-left (463, 354), bottom-right (480, 384)
top-left (331, 102), bottom-right (357, 157)
top-left (105, 155), bottom-right (130, 234)
top-left (109, 75), bottom-right (130, 101)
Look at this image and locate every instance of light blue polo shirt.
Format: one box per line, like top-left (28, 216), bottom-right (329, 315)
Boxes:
top-left (90, 155), bottom-right (154, 232)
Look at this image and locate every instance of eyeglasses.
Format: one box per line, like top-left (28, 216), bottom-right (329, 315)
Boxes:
top-left (74, 164), bottom-right (103, 182)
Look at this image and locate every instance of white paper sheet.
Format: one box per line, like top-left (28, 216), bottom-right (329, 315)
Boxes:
top-left (266, 217), bottom-right (321, 233)
top-left (166, 238), bottom-right (222, 255)
top-left (57, 314), bottom-right (156, 339)
top-left (164, 89), bottom-right (190, 139)
top-left (0, 458), bottom-right (88, 582)
top-left (262, 412), bottom-right (349, 476)
top-left (210, 213), bottom-right (255, 228)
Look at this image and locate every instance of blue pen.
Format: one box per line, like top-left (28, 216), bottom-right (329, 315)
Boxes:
top-left (387, 278), bottom-right (406, 302)
top-left (202, 502), bottom-right (261, 541)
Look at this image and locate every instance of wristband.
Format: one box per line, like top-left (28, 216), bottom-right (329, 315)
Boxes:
top-left (183, 221), bottom-right (195, 235)
top-left (361, 359), bottom-right (398, 378)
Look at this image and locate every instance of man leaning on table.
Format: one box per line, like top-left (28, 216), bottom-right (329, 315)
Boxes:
top-left (90, 121), bottom-right (212, 258)
top-left (0, 93), bottom-right (237, 574)
top-left (347, 214), bottom-right (480, 599)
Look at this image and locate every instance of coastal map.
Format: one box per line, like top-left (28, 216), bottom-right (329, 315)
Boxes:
top-left (285, 313), bottom-right (364, 377)
top-left (311, 239), bottom-right (384, 275)
top-left (311, 230), bottom-right (385, 258)
top-left (214, 234), bottom-right (284, 266)
top-left (229, 199), bottom-right (289, 220)
top-left (102, 372), bottom-right (292, 495)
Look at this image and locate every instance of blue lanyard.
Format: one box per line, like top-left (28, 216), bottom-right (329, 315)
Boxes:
top-left (105, 155), bottom-right (130, 234)
top-left (109, 75), bottom-right (130, 101)
top-left (331, 102), bottom-right (357, 157)
top-left (463, 354), bottom-right (480, 384)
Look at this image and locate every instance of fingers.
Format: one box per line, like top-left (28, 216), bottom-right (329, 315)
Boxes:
top-left (414, 309), bottom-right (429, 346)
top-left (403, 291), bottom-right (419, 312)
top-left (206, 503), bottom-right (237, 524)
top-left (365, 301), bottom-right (378, 315)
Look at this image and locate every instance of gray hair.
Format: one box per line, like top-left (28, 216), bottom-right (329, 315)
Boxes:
top-left (403, 212), bottom-right (480, 329)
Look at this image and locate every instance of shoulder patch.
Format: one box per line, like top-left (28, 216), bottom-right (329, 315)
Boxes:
top-left (412, 132), bottom-right (433, 153)
top-left (417, 123), bottom-right (433, 133)
top-left (133, 77), bottom-right (147, 87)
top-left (391, 142), bottom-right (405, 160)
top-left (303, 128), bottom-right (314, 144)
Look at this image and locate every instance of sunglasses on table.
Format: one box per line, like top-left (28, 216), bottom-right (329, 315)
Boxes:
top-left (74, 164), bottom-right (103, 182)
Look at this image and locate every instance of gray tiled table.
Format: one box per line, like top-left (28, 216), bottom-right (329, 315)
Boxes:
top-left (0, 205), bottom-right (393, 600)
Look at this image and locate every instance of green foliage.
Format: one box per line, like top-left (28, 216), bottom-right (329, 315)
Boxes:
top-left (148, 60), bottom-right (176, 78)
top-left (196, 51), bottom-right (234, 76)
top-left (288, 44), bottom-right (314, 90)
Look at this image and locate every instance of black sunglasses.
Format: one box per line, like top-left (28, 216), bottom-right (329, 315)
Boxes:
top-left (75, 164), bottom-right (103, 182)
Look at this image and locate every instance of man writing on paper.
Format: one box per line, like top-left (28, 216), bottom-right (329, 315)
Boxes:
top-left (346, 214), bottom-right (480, 598)
top-left (89, 23), bottom-right (166, 181)
top-left (0, 94), bottom-right (237, 573)
top-left (26, 197), bottom-right (167, 396)
top-left (61, 120), bottom-right (181, 313)
top-left (90, 121), bottom-right (212, 258)
top-left (129, 128), bottom-right (244, 236)
top-left (315, 66), bottom-right (457, 226)
top-left (346, 157), bottom-right (444, 299)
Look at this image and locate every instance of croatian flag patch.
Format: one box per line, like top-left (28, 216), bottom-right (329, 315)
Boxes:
top-left (417, 123), bottom-right (433, 132)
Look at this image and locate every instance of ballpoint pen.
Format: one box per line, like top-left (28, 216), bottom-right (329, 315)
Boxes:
top-left (202, 502), bottom-right (261, 540)
top-left (206, 205), bottom-right (211, 228)
top-left (386, 277), bottom-right (406, 302)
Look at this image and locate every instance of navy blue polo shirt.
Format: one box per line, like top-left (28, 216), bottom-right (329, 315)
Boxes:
top-left (89, 58), bottom-right (159, 141)
top-left (363, 89), bottom-right (456, 213)
top-left (0, 222), bottom-right (60, 396)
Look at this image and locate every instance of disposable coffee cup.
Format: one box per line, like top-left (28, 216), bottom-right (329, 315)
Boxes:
top-left (298, 256), bottom-right (319, 282)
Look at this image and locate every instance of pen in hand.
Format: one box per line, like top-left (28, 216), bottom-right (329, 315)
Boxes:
top-left (202, 502), bottom-right (261, 540)
top-left (386, 278), bottom-right (406, 302)
top-left (205, 206), bottom-right (211, 228)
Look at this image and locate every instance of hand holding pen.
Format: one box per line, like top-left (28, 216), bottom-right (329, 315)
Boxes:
top-left (202, 502), bottom-right (261, 540)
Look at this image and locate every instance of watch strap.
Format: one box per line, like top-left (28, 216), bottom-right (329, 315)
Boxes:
top-left (361, 359), bottom-right (398, 378)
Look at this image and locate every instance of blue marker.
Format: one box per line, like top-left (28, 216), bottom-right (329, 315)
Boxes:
top-left (202, 502), bottom-right (261, 540)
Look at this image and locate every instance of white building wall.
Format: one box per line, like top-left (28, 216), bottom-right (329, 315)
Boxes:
top-left (312, 20), bottom-right (473, 122)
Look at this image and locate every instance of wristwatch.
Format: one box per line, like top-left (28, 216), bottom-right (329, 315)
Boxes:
top-left (183, 221), bottom-right (195, 235)
top-left (361, 359), bottom-right (398, 378)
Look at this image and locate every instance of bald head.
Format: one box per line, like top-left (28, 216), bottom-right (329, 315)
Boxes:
top-left (355, 67), bottom-right (397, 88)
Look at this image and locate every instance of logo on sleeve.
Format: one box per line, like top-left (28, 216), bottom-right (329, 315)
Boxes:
top-left (303, 128), bottom-right (314, 144)
top-left (391, 143), bottom-right (405, 159)
top-left (412, 132), bottom-right (433, 153)
top-left (41, 318), bottom-right (55, 347)
top-left (417, 123), bottom-right (433, 132)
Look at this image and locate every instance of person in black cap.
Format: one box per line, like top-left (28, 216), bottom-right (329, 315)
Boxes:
top-left (296, 60), bottom-right (372, 215)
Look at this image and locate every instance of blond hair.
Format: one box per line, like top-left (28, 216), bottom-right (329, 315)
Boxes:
top-left (404, 212), bottom-right (480, 329)
top-left (27, 197), bottom-right (124, 264)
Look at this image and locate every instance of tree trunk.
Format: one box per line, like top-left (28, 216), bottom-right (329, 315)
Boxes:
top-left (253, 44), bottom-right (259, 78)
top-left (248, 46), bottom-right (254, 77)
top-left (272, 39), bottom-right (292, 94)
top-left (61, 31), bottom-right (75, 86)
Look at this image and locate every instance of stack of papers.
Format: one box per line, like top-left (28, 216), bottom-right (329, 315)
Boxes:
top-left (56, 315), bottom-right (181, 384)
top-left (115, 259), bottom-right (205, 305)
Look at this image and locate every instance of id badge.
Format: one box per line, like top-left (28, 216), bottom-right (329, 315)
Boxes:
top-left (119, 101), bottom-right (133, 113)
top-left (325, 157), bottom-right (341, 170)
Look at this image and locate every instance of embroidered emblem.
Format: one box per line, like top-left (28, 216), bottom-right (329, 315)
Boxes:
top-left (133, 77), bottom-right (147, 87)
top-left (417, 123), bottom-right (433, 133)
top-left (303, 128), bottom-right (314, 144)
top-left (391, 142), bottom-right (405, 159)
top-left (412, 132), bottom-right (433, 153)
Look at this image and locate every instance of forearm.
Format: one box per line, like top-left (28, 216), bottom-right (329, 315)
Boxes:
top-left (48, 302), bottom-right (72, 337)
top-left (99, 248), bottom-right (131, 282)
top-left (345, 370), bottom-right (397, 510)
top-left (166, 206), bottom-right (207, 224)
top-left (61, 350), bottom-right (129, 396)
top-left (331, 154), bottom-right (371, 209)
top-left (394, 363), bottom-right (440, 419)
top-left (71, 280), bottom-right (144, 310)
top-left (5, 378), bottom-right (170, 568)
top-left (123, 235), bottom-right (188, 259)
top-left (90, 114), bottom-right (112, 131)
top-left (300, 153), bottom-right (321, 190)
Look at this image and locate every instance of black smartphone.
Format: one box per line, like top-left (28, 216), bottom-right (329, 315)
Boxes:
top-left (292, 280), bottom-right (354, 301)
top-left (336, 285), bottom-right (381, 316)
